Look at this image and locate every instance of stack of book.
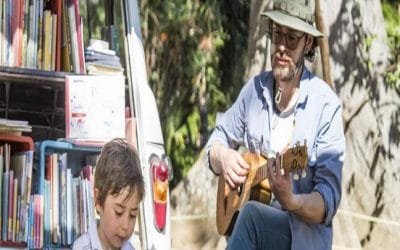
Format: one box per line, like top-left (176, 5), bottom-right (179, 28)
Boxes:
top-left (85, 39), bottom-right (123, 76)
top-left (0, 119), bottom-right (32, 135)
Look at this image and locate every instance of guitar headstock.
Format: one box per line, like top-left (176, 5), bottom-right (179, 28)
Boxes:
top-left (281, 140), bottom-right (308, 180)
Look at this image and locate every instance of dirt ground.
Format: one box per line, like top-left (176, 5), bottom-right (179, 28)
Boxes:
top-left (171, 217), bottom-right (227, 250)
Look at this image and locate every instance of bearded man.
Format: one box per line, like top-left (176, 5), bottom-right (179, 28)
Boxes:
top-left (207, 0), bottom-right (345, 249)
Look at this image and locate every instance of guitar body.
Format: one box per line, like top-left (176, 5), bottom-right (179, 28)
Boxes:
top-left (216, 153), bottom-right (270, 236)
top-left (215, 142), bottom-right (308, 236)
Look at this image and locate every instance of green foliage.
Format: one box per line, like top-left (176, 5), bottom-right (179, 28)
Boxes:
top-left (382, 1), bottom-right (400, 88)
top-left (363, 35), bottom-right (377, 71)
top-left (385, 64), bottom-right (400, 88)
top-left (141, 0), bottom-right (249, 186)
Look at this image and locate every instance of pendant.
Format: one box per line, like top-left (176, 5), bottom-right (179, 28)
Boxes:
top-left (275, 88), bottom-right (282, 104)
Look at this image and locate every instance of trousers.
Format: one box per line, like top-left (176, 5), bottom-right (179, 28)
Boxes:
top-left (227, 201), bottom-right (291, 250)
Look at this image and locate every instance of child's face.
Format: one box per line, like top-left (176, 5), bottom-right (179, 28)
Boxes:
top-left (95, 187), bottom-right (140, 250)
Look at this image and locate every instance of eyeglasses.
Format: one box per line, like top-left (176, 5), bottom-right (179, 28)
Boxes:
top-left (269, 28), bottom-right (306, 50)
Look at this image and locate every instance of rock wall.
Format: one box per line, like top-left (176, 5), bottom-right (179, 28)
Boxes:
top-left (325, 0), bottom-right (400, 248)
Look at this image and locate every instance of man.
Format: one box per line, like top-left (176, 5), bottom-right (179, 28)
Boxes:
top-left (207, 0), bottom-right (345, 249)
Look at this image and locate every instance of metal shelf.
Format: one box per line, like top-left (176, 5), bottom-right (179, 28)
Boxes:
top-left (0, 67), bottom-right (72, 141)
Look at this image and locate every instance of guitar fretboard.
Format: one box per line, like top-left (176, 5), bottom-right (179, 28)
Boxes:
top-left (252, 164), bottom-right (268, 187)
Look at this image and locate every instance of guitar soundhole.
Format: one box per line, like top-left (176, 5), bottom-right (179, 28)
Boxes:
top-left (237, 185), bottom-right (243, 196)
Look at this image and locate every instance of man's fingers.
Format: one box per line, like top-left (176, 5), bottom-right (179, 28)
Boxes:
top-left (237, 156), bottom-right (250, 170)
top-left (233, 163), bottom-right (248, 176)
top-left (267, 157), bottom-right (276, 181)
top-left (225, 170), bottom-right (246, 189)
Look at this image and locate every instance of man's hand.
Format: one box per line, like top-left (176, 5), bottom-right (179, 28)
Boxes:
top-left (267, 153), bottom-right (302, 212)
top-left (267, 153), bottom-right (325, 223)
top-left (209, 143), bottom-right (249, 189)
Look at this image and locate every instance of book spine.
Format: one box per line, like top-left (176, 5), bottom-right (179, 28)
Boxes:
top-left (10, 0), bottom-right (20, 67)
top-left (1, 0), bottom-right (9, 66)
top-left (36, 0), bottom-right (43, 69)
top-left (0, 150), bottom-right (3, 234)
top-left (26, 0), bottom-right (34, 68)
top-left (66, 168), bottom-right (72, 244)
top-left (0, 0), bottom-right (3, 66)
top-left (21, 0), bottom-right (29, 68)
top-left (67, 0), bottom-right (79, 73)
top-left (2, 172), bottom-right (8, 241)
top-left (42, 10), bottom-right (51, 70)
top-left (7, 170), bottom-right (13, 241)
top-left (55, 0), bottom-right (62, 71)
top-left (51, 153), bottom-right (59, 244)
top-left (12, 178), bottom-right (17, 242)
top-left (61, 0), bottom-right (71, 72)
top-left (51, 14), bottom-right (57, 71)
top-left (23, 150), bottom-right (33, 242)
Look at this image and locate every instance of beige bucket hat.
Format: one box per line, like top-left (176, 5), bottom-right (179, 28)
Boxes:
top-left (262, 0), bottom-right (324, 38)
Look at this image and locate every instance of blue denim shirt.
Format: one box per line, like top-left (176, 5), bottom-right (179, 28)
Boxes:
top-left (207, 68), bottom-right (345, 250)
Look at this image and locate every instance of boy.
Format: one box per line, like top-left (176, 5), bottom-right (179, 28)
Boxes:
top-left (73, 138), bottom-right (145, 250)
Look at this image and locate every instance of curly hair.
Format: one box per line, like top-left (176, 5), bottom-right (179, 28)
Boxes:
top-left (94, 138), bottom-right (145, 207)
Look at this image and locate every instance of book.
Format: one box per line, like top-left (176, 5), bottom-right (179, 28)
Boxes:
top-left (0, 148), bottom-right (3, 233)
top-left (12, 178), bottom-right (18, 242)
top-left (2, 172), bottom-right (8, 241)
top-left (65, 75), bottom-right (125, 141)
top-left (51, 153), bottom-right (59, 244)
top-left (66, 168), bottom-right (72, 244)
top-left (51, 14), bottom-right (57, 71)
top-left (0, 119), bottom-right (32, 133)
top-left (66, 0), bottom-right (81, 73)
top-left (7, 170), bottom-right (13, 241)
top-left (61, 0), bottom-right (72, 72)
top-left (42, 10), bottom-right (52, 71)
top-left (54, 0), bottom-right (62, 71)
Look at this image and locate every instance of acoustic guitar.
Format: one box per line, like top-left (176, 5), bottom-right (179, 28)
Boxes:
top-left (216, 141), bottom-right (308, 236)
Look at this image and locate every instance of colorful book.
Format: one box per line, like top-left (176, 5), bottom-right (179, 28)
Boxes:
top-left (1, 171), bottom-right (8, 241)
top-left (66, 168), bottom-right (72, 244)
top-left (42, 10), bottom-right (52, 71)
top-left (54, 0), bottom-right (62, 71)
top-left (51, 14), bottom-right (57, 71)
top-left (0, 148), bottom-right (3, 233)
top-left (7, 169), bottom-right (13, 241)
top-left (12, 178), bottom-right (18, 242)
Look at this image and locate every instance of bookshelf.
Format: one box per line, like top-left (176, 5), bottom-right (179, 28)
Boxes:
top-left (0, 134), bottom-right (34, 248)
top-left (0, 67), bottom-right (68, 141)
top-left (0, 0), bottom-right (169, 249)
top-left (34, 140), bottom-right (101, 249)
top-left (0, 0), bottom-right (126, 248)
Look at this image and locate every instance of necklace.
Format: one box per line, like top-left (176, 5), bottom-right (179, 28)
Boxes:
top-left (275, 87), bottom-right (283, 105)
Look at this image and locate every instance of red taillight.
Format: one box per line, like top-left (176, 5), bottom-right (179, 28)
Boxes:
top-left (150, 155), bottom-right (170, 232)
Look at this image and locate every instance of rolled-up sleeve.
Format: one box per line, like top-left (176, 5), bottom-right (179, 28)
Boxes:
top-left (312, 97), bottom-right (345, 226)
top-left (205, 80), bottom-right (254, 173)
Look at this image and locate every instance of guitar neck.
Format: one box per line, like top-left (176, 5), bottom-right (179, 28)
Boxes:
top-left (252, 164), bottom-right (268, 187)
top-left (249, 144), bottom-right (308, 187)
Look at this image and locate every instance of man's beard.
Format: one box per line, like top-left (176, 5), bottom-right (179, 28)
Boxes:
top-left (271, 53), bottom-right (302, 82)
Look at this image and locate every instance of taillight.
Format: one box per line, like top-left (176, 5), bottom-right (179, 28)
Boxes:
top-left (150, 155), bottom-right (172, 232)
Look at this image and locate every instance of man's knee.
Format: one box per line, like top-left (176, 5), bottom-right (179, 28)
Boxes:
top-left (240, 201), bottom-right (263, 222)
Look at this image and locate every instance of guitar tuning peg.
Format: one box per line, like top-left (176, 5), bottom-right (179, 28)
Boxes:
top-left (293, 172), bottom-right (299, 180)
top-left (301, 170), bottom-right (307, 178)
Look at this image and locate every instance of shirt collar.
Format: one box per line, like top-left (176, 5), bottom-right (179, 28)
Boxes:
top-left (88, 220), bottom-right (135, 250)
top-left (258, 67), bottom-right (311, 110)
top-left (88, 220), bottom-right (103, 250)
